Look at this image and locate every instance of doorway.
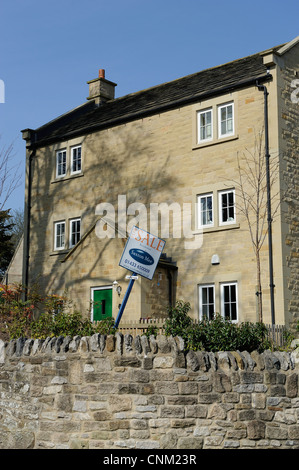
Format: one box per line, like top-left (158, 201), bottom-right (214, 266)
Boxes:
top-left (91, 286), bottom-right (113, 321)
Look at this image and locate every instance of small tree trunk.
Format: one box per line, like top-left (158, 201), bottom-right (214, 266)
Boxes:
top-left (256, 251), bottom-right (263, 323)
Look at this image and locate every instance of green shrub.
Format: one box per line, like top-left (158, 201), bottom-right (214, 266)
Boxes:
top-left (236, 321), bottom-right (271, 352)
top-left (87, 317), bottom-right (116, 336)
top-left (30, 311), bottom-right (116, 339)
top-left (164, 300), bottom-right (273, 353)
top-left (186, 314), bottom-right (238, 352)
top-left (0, 283), bottom-right (117, 340)
top-left (163, 300), bottom-right (192, 341)
top-left (186, 316), bottom-right (271, 352)
top-left (31, 310), bottom-right (81, 339)
top-left (142, 324), bottom-right (159, 338)
top-left (0, 283), bottom-right (38, 340)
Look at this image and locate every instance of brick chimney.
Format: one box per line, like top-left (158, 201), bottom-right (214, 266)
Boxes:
top-left (87, 69), bottom-right (117, 105)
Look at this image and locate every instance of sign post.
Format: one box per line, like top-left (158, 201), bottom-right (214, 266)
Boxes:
top-left (114, 272), bottom-right (137, 329)
top-left (114, 226), bottom-right (165, 329)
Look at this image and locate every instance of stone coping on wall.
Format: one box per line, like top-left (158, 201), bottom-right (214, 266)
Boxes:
top-left (1, 333), bottom-right (298, 372)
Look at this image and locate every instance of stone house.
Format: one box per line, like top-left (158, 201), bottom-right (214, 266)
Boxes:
top-left (21, 36), bottom-right (299, 331)
top-left (2, 235), bottom-right (23, 285)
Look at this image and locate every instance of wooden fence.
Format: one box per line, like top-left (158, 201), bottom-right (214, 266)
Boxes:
top-left (116, 318), bottom-right (287, 347)
top-left (265, 323), bottom-right (286, 348)
top-left (117, 318), bottom-right (166, 337)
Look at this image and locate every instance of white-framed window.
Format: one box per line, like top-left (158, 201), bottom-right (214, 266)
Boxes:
top-left (221, 282), bottom-right (238, 322)
top-left (199, 284), bottom-right (215, 320)
top-left (197, 193), bottom-right (213, 228)
top-left (71, 145), bottom-right (82, 175)
top-left (219, 189), bottom-right (236, 225)
top-left (193, 95), bottom-right (237, 149)
top-left (56, 150), bottom-right (67, 177)
top-left (218, 102), bottom-right (234, 138)
top-left (69, 218), bottom-right (81, 248)
top-left (197, 109), bottom-right (212, 143)
top-left (54, 221), bottom-right (65, 250)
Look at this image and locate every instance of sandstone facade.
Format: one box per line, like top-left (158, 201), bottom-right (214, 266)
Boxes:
top-left (21, 37), bottom-right (299, 331)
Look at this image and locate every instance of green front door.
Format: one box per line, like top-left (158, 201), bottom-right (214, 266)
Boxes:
top-left (92, 288), bottom-right (113, 321)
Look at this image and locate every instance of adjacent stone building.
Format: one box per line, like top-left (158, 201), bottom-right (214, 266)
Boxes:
top-left (21, 36), bottom-right (299, 330)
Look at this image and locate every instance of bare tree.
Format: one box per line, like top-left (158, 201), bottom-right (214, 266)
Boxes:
top-left (234, 130), bottom-right (280, 322)
top-left (0, 139), bottom-right (22, 211)
top-left (9, 208), bottom-right (24, 248)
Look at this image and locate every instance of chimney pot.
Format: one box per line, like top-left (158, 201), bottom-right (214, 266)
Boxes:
top-left (99, 69), bottom-right (105, 79)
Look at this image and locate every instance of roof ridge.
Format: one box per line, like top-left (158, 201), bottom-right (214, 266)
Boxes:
top-left (111, 44), bottom-right (285, 104)
top-left (112, 51), bottom-right (262, 103)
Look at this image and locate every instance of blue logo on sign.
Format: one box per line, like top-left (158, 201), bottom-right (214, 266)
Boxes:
top-left (129, 249), bottom-right (154, 265)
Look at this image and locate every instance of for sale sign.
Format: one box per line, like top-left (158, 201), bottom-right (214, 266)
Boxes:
top-left (119, 226), bottom-right (166, 280)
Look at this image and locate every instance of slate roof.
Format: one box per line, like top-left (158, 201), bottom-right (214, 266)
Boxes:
top-left (26, 48), bottom-right (279, 148)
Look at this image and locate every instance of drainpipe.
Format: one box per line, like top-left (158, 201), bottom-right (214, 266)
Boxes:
top-left (256, 81), bottom-right (275, 326)
top-left (167, 268), bottom-right (173, 307)
top-left (24, 150), bottom-right (34, 300)
top-left (21, 129), bottom-right (35, 301)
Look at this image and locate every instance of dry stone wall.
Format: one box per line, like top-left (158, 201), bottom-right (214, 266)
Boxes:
top-left (0, 333), bottom-right (299, 450)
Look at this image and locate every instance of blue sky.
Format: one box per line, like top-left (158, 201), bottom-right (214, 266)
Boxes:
top-left (0, 0), bottom-right (298, 211)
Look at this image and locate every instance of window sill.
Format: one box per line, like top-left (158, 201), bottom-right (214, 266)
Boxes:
top-left (192, 134), bottom-right (239, 150)
top-left (195, 223), bottom-right (240, 234)
top-left (50, 250), bottom-right (70, 256)
top-left (51, 173), bottom-right (84, 184)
